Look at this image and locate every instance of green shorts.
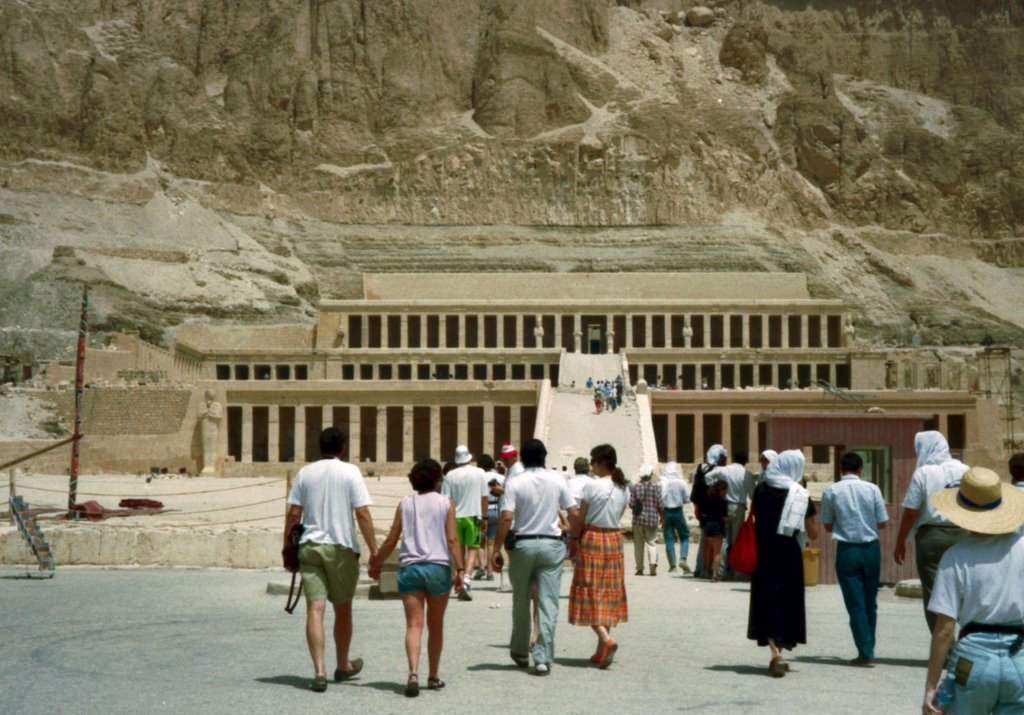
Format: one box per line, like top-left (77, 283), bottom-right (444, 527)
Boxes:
top-left (456, 517), bottom-right (482, 548)
top-left (298, 542), bottom-right (360, 605)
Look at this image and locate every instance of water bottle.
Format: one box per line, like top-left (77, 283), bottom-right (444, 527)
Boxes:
top-left (936, 670), bottom-right (956, 710)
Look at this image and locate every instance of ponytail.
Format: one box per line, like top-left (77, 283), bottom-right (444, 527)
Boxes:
top-left (590, 443), bottom-right (628, 490)
top-left (611, 466), bottom-right (628, 490)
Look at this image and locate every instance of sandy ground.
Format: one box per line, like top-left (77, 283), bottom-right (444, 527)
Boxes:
top-left (0, 548), bottom-right (932, 715)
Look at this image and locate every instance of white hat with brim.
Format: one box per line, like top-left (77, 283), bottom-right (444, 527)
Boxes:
top-left (454, 445), bottom-right (473, 466)
top-left (930, 467), bottom-right (1024, 535)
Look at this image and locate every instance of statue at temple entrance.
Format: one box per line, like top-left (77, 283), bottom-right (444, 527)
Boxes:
top-left (199, 389), bottom-right (223, 475)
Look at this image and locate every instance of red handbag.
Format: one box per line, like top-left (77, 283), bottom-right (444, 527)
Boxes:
top-left (728, 512), bottom-right (758, 574)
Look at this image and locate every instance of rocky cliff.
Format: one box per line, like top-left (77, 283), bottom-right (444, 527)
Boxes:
top-left (1, 0), bottom-right (1023, 356)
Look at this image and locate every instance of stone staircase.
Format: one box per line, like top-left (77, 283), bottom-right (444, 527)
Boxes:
top-left (540, 352), bottom-right (653, 480)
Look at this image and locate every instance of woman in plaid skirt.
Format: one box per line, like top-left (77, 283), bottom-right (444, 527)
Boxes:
top-left (568, 444), bottom-right (631, 668)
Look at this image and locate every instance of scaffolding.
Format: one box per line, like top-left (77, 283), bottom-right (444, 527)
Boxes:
top-left (980, 347), bottom-right (1018, 450)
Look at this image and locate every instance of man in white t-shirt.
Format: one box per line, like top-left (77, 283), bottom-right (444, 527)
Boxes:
top-left (492, 439), bottom-right (580, 676)
top-left (284, 427), bottom-right (378, 693)
top-left (922, 467), bottom-right (1024, 714)
top-left (441, 445), bottom-right (489, 600)
top-left (893, 431), bottom-right (970, 632)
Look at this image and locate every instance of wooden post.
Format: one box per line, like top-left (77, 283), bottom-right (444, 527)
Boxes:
top-left (284, 470), bottom-right (293, 519)
top-left (7, 469), bottom-right (13, 525)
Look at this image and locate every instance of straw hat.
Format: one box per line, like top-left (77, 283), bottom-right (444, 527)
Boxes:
top-left (930, 467), bottom-right (1024, 535)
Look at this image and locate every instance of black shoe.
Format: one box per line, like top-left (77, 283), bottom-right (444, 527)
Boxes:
top-left (334, 658), bottom-right (363, 682)
top-left (510, 652), bottom-right (530, 668)
top-left (404, 674), bottom-right (419, 697)
top-left (310, 676), bottom-right (328, 692)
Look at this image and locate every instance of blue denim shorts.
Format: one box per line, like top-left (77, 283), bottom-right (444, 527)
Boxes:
top-left (397, 562), bottom-right (452, 596)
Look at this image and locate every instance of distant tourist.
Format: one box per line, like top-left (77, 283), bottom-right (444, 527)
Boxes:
top-left (478, 453), bottom-right (502, 581)
top-left (568, 444), bottom-right (630, 668)
top-left (706, 450), bottom-right (755, 580)
top-left (819, 452), bottom-right (888, 666)
top-left (491, 439), bottom-right (579, 676)
top-left (747, 450), bottom-right (819, 677)
top-left (568, 456), bottom-right (593, 507)
top-left (922, 467), bottom-right (1024, 714)
top-left (1011, 452), bottom-right (1024, 491)
top-left (700, 480), bottom-right (728, 582)
top-left (629, 464), bottom-right (662, 576)
top-left (440, 445), bottom-right (488, 601)
top-left (369, 459), bottom-right (466, 697)
top-left (893, 431), bottom-right (969, 632)
top-left (586, 377), bottom-right (594, 389)
top-left (594, 388), bottom-right (604, 414)
top-left (659, 462), bottom-right (691, 574)
top-left (284, 427), bottom-right (377, 692)
top-left (692, 445), bottom-right (727, 577)
top-left (758, 449), bottom-right (778, 483)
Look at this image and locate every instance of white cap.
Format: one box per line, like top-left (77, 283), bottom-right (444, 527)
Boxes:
top-left (454, 445), bottom-right (473, 465)
top-left (639, 463), bottom-right (654, 478)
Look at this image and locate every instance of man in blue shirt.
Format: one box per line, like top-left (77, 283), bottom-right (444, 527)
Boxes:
top-left (820, 452), bottom-right (889, 666)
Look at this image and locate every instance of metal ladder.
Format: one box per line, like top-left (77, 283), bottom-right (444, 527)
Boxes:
top-left (9, 496), bottom-right (56, 574)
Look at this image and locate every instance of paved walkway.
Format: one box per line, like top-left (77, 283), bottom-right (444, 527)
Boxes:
top-left (0, 549), bottom-right (930, 714)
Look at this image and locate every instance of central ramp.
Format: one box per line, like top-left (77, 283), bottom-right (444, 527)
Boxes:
top-left (539, 352), bottom-right (654, 480)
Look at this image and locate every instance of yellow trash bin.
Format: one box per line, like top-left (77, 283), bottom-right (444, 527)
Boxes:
top-left (802, 548), bottom-right (820, 587)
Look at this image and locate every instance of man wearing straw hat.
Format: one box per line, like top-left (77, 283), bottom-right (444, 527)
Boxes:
top-left (922, 467), bottom-right (1024, 714)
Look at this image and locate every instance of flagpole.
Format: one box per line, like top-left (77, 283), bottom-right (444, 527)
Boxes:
top-left (68, 284), bottom-right (89, 510)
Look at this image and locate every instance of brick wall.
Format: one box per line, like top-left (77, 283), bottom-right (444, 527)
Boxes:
top-left (47, 388), bottom-right (191, 435)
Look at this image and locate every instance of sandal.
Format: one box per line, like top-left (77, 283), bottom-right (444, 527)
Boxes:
top-left (598, 639), bottom-right (618, 670)
top-left (427, 677), bottom-right (445, 690)
top-left (310, 675), bottom-right (328, 693)
top-left (404, 674), bottom-right (420, 698)
top-left (769, 656), bottom-right (787, 678)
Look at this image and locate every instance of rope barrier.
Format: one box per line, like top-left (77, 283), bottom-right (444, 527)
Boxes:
top-left (11, 478), bottom-right (285, 497)
top-left (89, 513), bottom-right (284, 529)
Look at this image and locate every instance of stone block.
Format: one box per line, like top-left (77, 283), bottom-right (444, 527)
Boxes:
top-left (895, 579), bottom-right (923, 598)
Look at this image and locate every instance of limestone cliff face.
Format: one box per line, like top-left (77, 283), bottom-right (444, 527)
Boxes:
top-left (1, 0), bottom-right (1023, 351)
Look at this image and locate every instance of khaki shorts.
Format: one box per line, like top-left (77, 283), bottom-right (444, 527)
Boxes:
top-left (299, 542), bottom-right (360, 605)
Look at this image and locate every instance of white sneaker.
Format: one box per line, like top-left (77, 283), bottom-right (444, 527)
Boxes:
top-left (533, 663), bottom-right (550, 676)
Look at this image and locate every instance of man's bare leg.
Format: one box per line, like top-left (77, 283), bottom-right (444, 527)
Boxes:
top-left (332, 601), bottom-right (354, 671)
top-left (305, 598), bottom-right (327, 677)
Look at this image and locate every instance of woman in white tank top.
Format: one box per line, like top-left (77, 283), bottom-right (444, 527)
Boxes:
top-left (370, 459), bottom-right (466, 696)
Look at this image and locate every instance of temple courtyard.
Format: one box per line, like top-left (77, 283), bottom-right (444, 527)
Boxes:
top-left (1, 553), bottom-right (929, 715)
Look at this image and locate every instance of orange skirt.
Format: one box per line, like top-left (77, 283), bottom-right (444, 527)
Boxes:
top-left (568, 527), bottom-right (628, 626)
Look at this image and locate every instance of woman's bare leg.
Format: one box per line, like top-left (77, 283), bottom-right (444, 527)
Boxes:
top-left (425, 593), bottom-right (450, 680)
top-left (401, 592), bottom-right (426, 676)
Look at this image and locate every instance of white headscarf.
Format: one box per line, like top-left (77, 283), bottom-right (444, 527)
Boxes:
top-left (764, 450), bottom-right (810, 537)
top-left (758, 449), bottom-right (778, 482)
top-left (706, 444), bottom-right (727, 467)
top-left (914, 431), bottom-right (952, 469)
top-left (661, 462), bottom-right (681, 480)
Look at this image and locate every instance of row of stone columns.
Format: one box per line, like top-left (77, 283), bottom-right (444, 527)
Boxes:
top-left (663, 413), bottom-right (760, 465)
top-left (345, 312), bottom-right (841, 351)
top-left (231, 403), bottom-right (528, 465)
top-left (635, 362), bottom-right (842, 389)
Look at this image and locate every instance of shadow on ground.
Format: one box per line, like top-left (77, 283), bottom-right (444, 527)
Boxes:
top-left (794, 655), bottom-right (927, 668)
top-left (357, 680), bottom-right (408, 695)
top-left (254, 675), bottom-right (310, 690)
top-left (704, 664), bottom-right (778, 677)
